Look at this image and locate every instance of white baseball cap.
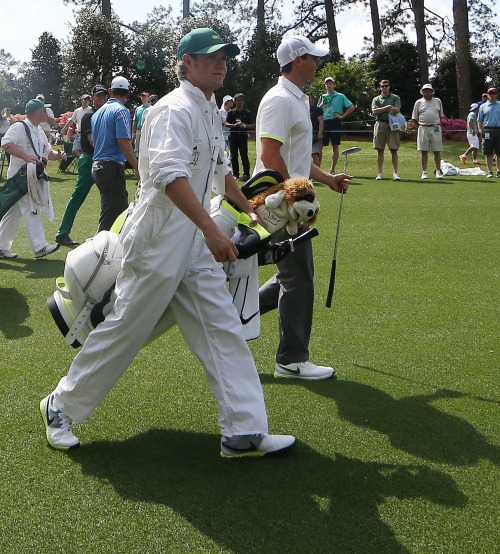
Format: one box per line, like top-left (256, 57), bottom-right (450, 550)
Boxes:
top-left (111, 76), bottom-right (130, 90)
top-left (222, 95), bottom-right (233, 105)
top-left (420, 83), bottom-right (434, 92)
top-left (470, 103), bottom-right (479, 110)
top-left (277, 36), bottom-right (328, 68)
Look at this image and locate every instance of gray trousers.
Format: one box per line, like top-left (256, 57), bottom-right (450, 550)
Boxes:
top-left (259, 231), bottom-right (314, 364)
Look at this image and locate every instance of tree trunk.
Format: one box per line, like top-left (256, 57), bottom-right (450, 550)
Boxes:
top-left (101, 0), bottom-right (111, 19)
top-left (257, 0), bottom-right (265, 31)
top-left (369, 0), bottom-right (382, 50)
top-left (410, 0), bottom-right (429, 83)
top-left (324, 0), bottom-right (339, 56)
top-left (453, 0), bottom-right (471, 119)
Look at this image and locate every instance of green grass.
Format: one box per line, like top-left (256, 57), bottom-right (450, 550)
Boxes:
top-left (1, 138), bottom-right (499, 553)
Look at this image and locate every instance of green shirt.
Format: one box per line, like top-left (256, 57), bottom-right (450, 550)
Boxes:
top-left (372, 93), bottom-right (401, 123)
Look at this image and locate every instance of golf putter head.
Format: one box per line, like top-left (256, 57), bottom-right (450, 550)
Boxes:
top-left (341, 146), bottom-right (361, 173)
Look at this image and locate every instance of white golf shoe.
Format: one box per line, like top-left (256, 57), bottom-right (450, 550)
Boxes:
top-left (275, 360), bottom-right (336, 380)
top-left (220, 434), bottom-right (296, 458)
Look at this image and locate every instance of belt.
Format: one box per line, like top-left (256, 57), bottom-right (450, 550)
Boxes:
top-left (420, 124), bottom-right (440, 127)
top-left (93, 159), bottom-right (125, 165)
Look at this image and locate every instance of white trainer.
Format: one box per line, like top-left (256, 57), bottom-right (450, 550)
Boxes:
top-left (40, 395), bottom-right (80, 450)
top-left (436, 170), bottom-right (444, 180)
top-left (35, 244), bottom-right (60, 259)
top-left (0, 249), bottom-right (18, 258)
top-left (275, 360), bottom-right (336, 380)
top-left (375, 173), bottom-right (384, 180)
top-left (421, 171), bottom-right (428, 180)
top-left (220, 434), bottom-right (296, 458)
top-left (392, 173), bottom-right (401, 181)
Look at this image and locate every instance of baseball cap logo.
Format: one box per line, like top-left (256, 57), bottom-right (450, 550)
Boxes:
top-left (212, 34), bottom-right (220, 39)
top-left (291, 47), bottom-right (306, 58)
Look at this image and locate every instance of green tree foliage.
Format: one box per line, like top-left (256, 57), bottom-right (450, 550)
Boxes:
top-left (232, 24), bottom-right (283, 112)
top-left (62, 8), bottom-right (130, 110)
top-left (310, 59), bottom-right (377, 127)
top-left (0, 73), bottom-right (15, 110)
top-left (23, 33), bottom-right (64, 115)
top-left (372, 40), bottom-right (420, 117)
top-left (127, 7), bottom-right (177, 103)
top-left (431, 52), bottom-right (487, 118)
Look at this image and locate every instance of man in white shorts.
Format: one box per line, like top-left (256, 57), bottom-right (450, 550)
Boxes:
top-left (411, 84), bottom-right (445, 180)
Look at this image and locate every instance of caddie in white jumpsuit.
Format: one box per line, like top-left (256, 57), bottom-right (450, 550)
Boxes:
top-left (41, 28), bottom-right (296, 458)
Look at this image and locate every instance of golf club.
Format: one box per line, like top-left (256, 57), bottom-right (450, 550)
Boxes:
top-left (325, 146), bottom-right (361, 308)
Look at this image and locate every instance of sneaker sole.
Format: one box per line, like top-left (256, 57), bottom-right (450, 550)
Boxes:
top-left (273, 369), bottom-right (337, 381)
top-left (220, 439), bottom-right (297, 459)
top-left (39, 398), bottom-right (80, 451)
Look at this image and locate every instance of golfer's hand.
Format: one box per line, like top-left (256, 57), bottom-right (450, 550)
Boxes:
top-left (327, 173), bottom-right (351, 193)
top-left (205, 226), bottom-right (238, 263)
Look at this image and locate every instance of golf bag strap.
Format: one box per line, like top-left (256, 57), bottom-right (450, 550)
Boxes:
top-left (82, 234), bottom-right (110, 295)
top-left (20, 121), bottom-right (41, 160)
top-left (65, 299), bottom-right (95, 345)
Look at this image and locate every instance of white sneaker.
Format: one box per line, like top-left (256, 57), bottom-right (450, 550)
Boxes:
top-left (275, 360), bottom-right (336, 380)
top-left (375, 173), bottom-right (384, 180)
top-left (436, 170), bottom-right (444, 180)
top-left (40, 395), bottom-right (80, 450)
top-left (392, 173), bottom-right (401, 181)
top-left (487, 171), bottom-right (494, 178)
top-left (35, 243), bottom-right (60, 259)
top-left (220, 434), bottom-right (296, 458)
top-left (0, 249), bottom-right (18, 258)
top-left (421, 171), bottom-right (428, 180)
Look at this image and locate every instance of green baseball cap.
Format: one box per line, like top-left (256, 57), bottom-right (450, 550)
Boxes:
top-left (25, 99), bottom-right (46, 114)
top-left (177, 28), bottom-right (240, 61)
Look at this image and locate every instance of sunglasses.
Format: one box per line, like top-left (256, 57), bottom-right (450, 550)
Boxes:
top-left (380, 84), bottom-right (389, 87)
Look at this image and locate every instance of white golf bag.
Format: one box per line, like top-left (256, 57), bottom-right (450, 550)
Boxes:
top-left (47, 170), bottom-right (319, 348)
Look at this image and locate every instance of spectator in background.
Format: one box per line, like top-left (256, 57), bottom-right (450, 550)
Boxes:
top-left (0, 108), bottom-right (12, 143)
top-left (371, 79), bottom-right (401, 181)
top-left (55, 84), bottom-right (109, 247)
top-left (308, 94), bottom-right (323, 167)
top-left (411, 84), bottom-right (445, 180)
top-left (320, 77), bottom-right (354, 174)
top-left (139, 94), bottom-right (158, 132)
top-left (478, 87), bottom-right (500, 178)
top-left (458, 103), bottom-right (482, 165)
top-left (36, 94), bottom-right (57, 142)
top-left (0, 99), bottom-right (66, 259)
top-left (91, 76), bottom-right (138, 232)
top-left (477, 93), bottom-right (489, 107)
top-left (219, 95), bottom-right (233, 154)
top-left (226, 93), bottom-right (254, 181)
top-left (60, 94), bottom-right (93, 158)
top-left (132, 91), bottom-right (151, 157)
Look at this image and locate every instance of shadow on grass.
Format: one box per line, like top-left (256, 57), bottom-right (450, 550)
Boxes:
top-left (0, 287), bottom-right (32, 338)
top-left (0, 257), bottom-right (64, 279)
top-left (274, 376), bottom-right (500, 466)
top-left (68, 429), bottom-right (466, 553)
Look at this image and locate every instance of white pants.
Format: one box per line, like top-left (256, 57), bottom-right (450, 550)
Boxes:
top-left (53, 192), bottom-right (268, 436)
top-left (0, 193), bottom-right (48, 253)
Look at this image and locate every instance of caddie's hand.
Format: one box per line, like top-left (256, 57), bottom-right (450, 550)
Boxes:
top-left (327, 173), bottom-right (351, 194)
top-left (24, 153), bottom-right (40, 164)
top-left (59, 150), bottom-right (67, 161)
top-left (205, 226), bottom-right (238, 263)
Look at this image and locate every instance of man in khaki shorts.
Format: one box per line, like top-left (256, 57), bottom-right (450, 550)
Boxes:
top-left (372, 79), bottom-right (401, 181)
top-left (412, 84), bottom-right (445, 180)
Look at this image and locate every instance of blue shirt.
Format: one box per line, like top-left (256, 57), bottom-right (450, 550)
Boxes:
top-left (91, 98), bottom-right (131, 162)
top-left (478, 101), bottom-right (500, 128)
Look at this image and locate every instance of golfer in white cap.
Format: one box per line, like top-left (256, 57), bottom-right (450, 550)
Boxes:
top-left (254, 36), bottom-right (350, 381)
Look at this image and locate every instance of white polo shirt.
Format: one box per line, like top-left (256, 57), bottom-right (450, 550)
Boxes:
top-left (254, 76), bottom-right (312, 179)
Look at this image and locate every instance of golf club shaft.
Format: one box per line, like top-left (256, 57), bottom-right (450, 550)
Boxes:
top-left (326, 190), bottom-right (344, 308)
